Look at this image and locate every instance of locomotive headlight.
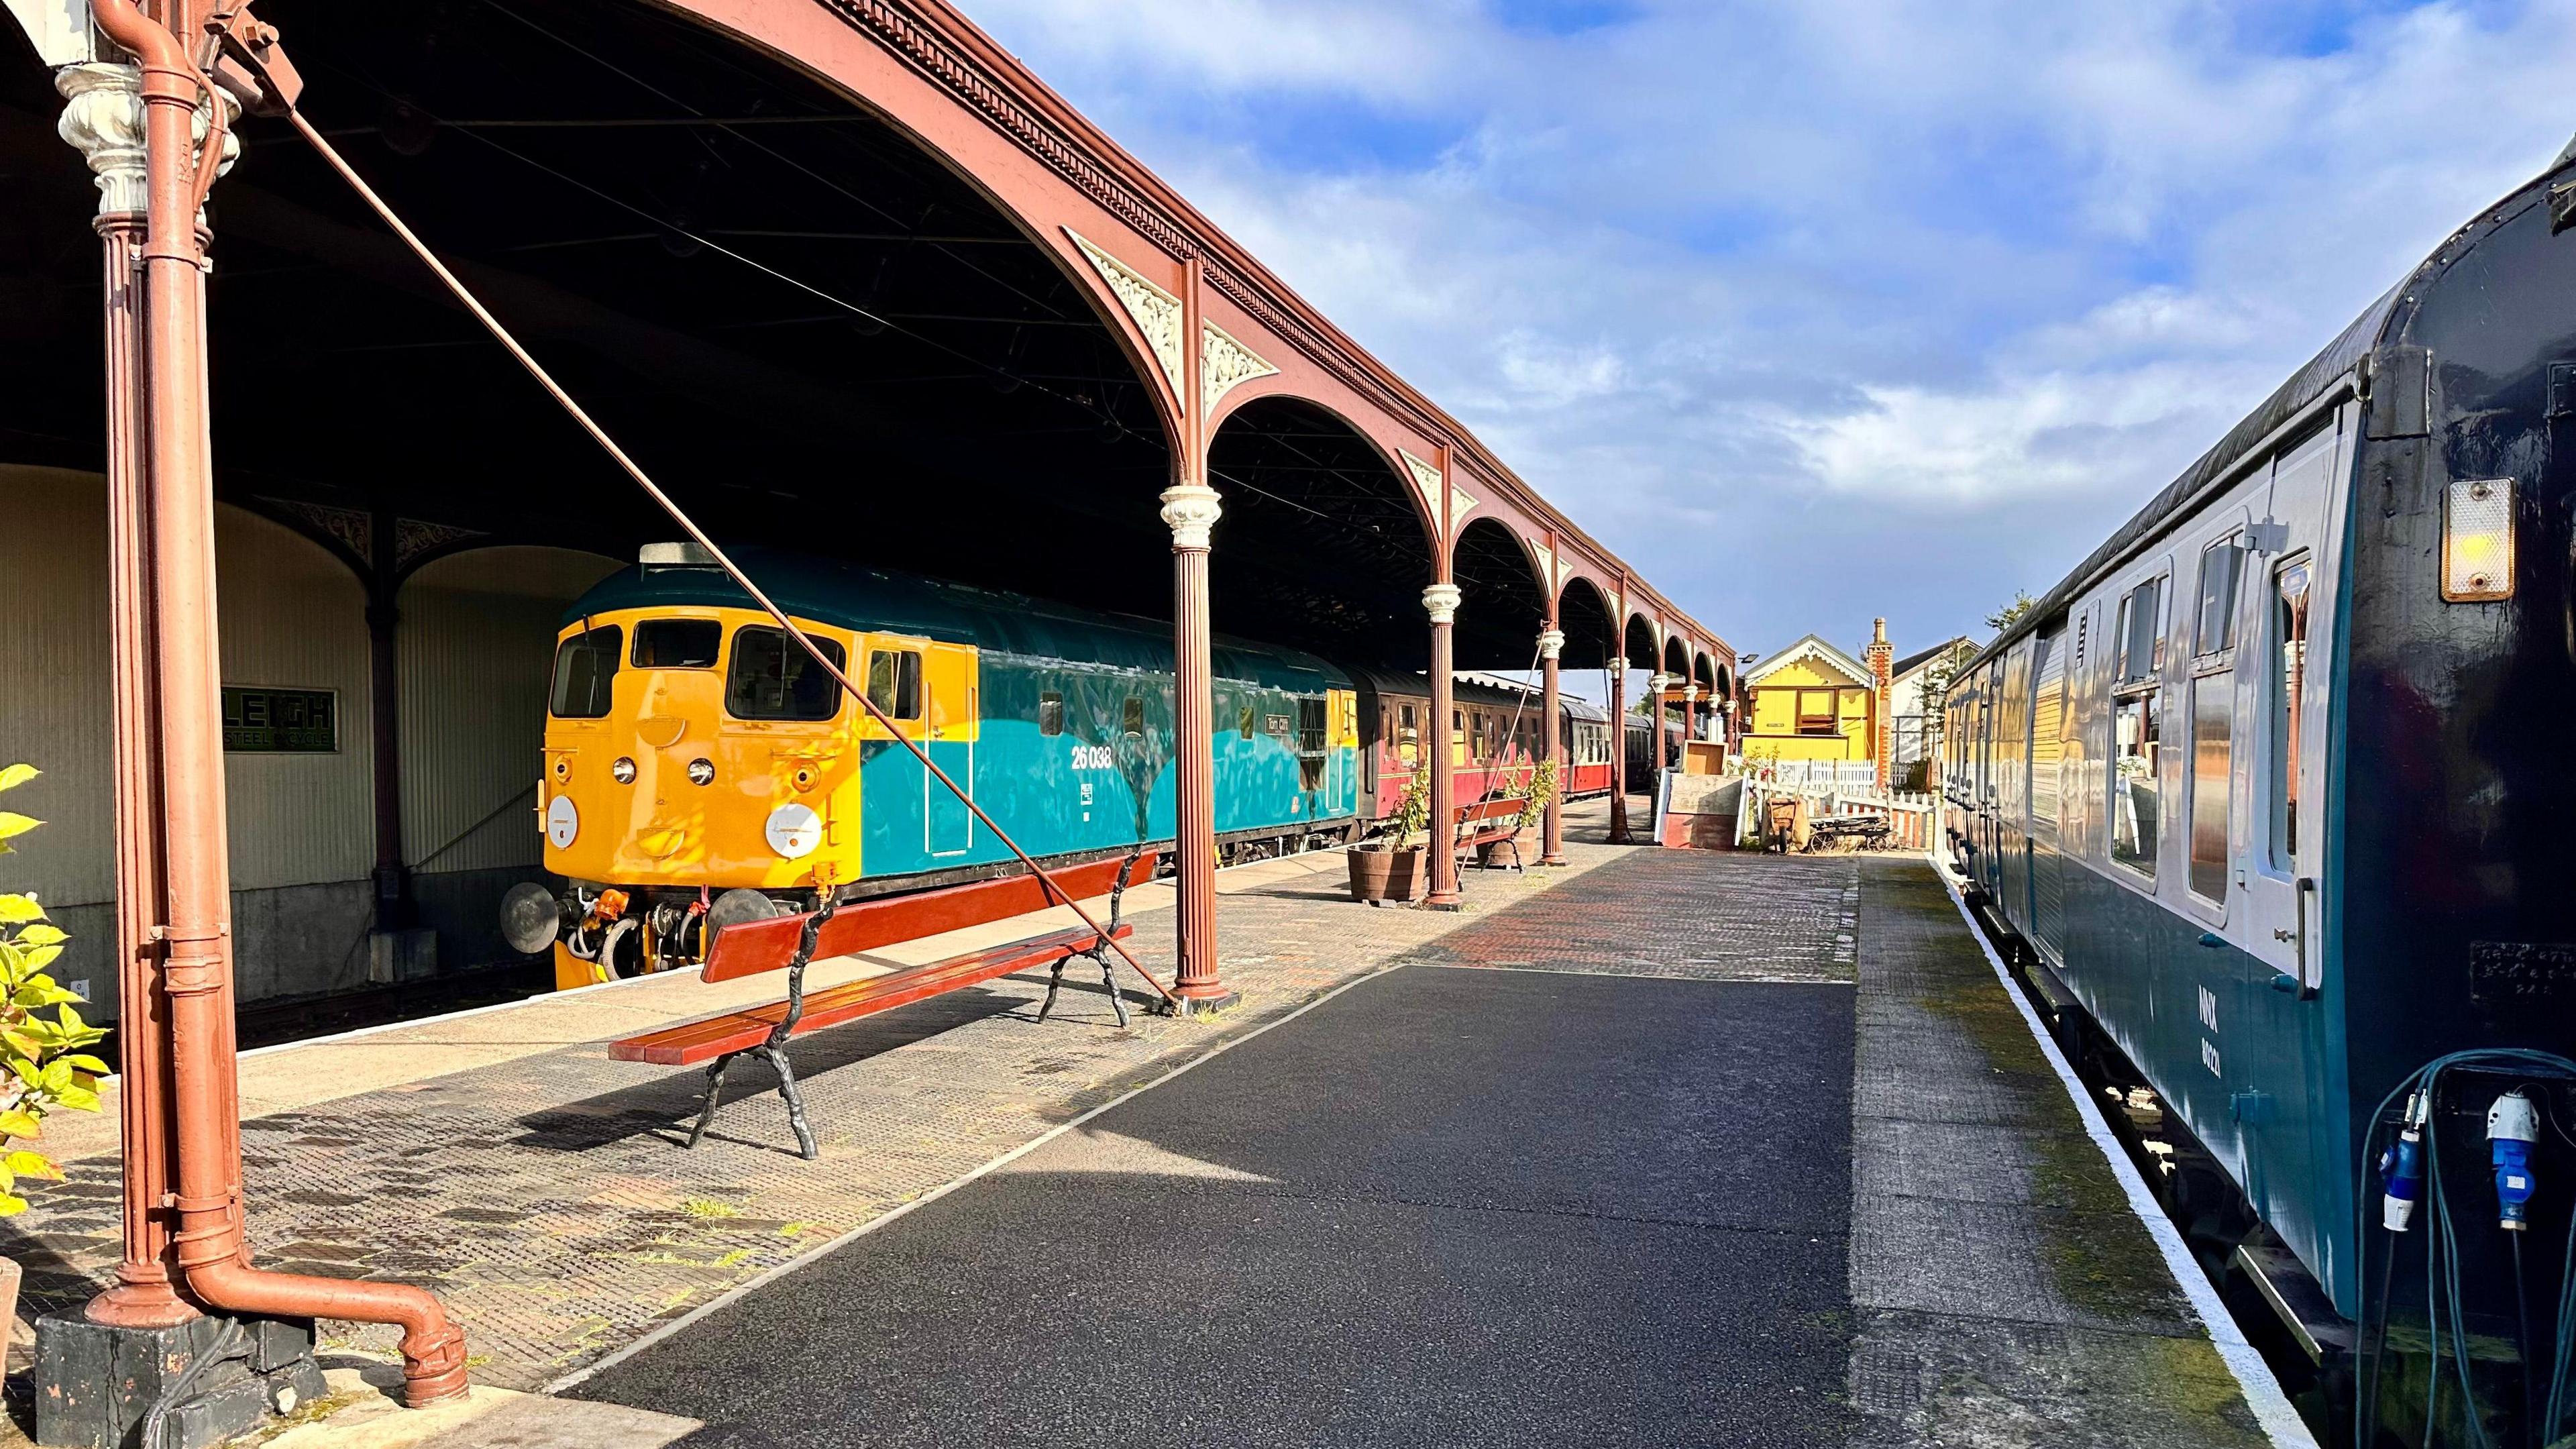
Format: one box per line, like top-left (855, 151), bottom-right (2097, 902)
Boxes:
top-left (2443, 478), bottom-right (2514, 602)
top-left (687, 758), bottom-right (715, 787)
top-left (611, 756), bottom-right (637, 785)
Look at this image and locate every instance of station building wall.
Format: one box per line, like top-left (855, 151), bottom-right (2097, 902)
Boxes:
top-left (0, 464), bottom-right (616, 1018)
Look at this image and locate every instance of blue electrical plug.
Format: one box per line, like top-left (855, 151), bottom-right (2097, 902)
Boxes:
top-left (2381, 1090), bottom-right (2428, 1232)
top-left (2488, 1089), bottom-right (2538, 1232)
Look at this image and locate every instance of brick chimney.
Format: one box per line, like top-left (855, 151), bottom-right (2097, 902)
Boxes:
top-left (1866, 618), bottom-right (1894, 791)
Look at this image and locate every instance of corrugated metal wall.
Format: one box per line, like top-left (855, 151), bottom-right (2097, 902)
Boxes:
top-left (397, 546), bottom-right (620, 876)
top-left (1, 468), bottom-right (371, 898)
top-left (0, 467), bottom-right (118, 908)
top-left (214, 498), bottom-right (375, 891)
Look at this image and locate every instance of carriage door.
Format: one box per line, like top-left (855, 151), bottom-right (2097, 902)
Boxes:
top-left (2026, 627), bottom-right (2069, 963)
top-left (922, 643), bottom-right (979, 857)
top-left (2239, 417), bottom-right (2344, 991)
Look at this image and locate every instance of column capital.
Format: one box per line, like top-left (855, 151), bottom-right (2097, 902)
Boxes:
top-left (1683, 684), bottom-right (1699, 703)
top-left (56, 61), bottom-right (146, 216)
top-left (1158, 482), bottom-right (1222, 551)
top-left (1421, 582), bottom-right (1461, 625)
top-left (1536, 627), bottom-right (1564, 661)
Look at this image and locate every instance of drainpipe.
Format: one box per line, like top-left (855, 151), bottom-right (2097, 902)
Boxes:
top-left (86, 0), bottom-right (468, 1405)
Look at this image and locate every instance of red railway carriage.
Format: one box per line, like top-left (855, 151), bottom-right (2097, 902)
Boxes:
top-left (1346, 669), bottom-right (1620, 825)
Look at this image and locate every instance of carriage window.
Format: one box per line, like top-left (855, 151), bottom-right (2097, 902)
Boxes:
top-left (632, 617), bottom-right (721, 669)
top-left (1452, 709), bottom-right (1466, 765)
top-left (1399, 703), bottom-right (1419, 763)
top-left (2195, 539), bottom-right (2245, 657)
top-left (1796, 690), bottom-right (1838, 736)
top-left (2112, 693), bottom-right (2161, 877)
top-left (1038, 692), bottom-right (1065, 737)
top-left (1122, 696), bottom-right (1144, 737)
top-left (2189, 674), bottom-right (2232, 902)
top-left (2116, 576), bottom-right (2166, 684)
top-left (549, 625), bottom-right (622, 719)
top-left (729, 628), bottom-right (846, 722)
top-left (864, 648), bottom-right (922, 721)
top-left (2270, 557), bottom-right (2313, 867)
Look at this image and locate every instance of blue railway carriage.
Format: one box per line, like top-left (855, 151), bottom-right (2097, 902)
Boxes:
top-left (519, 547), bottom-right (1360, 985)
top-left (1939, 154), bottom-right (2576, 1329)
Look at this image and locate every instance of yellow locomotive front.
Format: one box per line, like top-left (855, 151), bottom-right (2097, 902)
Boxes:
top-left (504, 601), bottom-right (862, 989)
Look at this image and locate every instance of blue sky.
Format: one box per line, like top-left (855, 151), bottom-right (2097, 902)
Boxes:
top-left (963, 0), bottom-right (2576, 663)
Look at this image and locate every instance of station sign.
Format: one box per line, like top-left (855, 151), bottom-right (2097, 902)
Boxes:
top-left (221, 686), bottom-right (339, 753)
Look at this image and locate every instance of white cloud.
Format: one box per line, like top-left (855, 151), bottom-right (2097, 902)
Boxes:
top-left (957, 0), bottom-right (2576, 647)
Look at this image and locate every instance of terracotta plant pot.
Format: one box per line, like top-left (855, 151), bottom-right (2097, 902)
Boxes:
top-left (1346, 845), bottom-right (1425, 905)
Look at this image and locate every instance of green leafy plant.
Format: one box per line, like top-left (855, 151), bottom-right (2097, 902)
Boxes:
top-left (0, 765), bottom-right (108, 1215)
top-left (1362, 761), bottom-right (1434, 853)
top-left (1514, 759), bottom-right (1559, 829)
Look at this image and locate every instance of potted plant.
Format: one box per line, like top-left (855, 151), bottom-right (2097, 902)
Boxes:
top-left (1346, 761), bottom-right (1432, 905)
top-left (0, 765), bottom-right (111, 1342)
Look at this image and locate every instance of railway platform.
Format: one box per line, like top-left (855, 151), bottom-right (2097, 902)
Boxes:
top-left (0, 800), bottom-right (2300, 1447)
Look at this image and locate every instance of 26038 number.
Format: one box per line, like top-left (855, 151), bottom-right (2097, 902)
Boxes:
top-left (1071, 744), bottom-right (1116, 770)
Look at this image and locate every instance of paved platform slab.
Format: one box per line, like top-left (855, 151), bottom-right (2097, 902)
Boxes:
top-left (574, 922), bottom-right (1864, 1448)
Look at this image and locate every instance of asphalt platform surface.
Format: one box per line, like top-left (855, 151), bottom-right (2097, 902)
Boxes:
top-left (577, 942), bottom-right (1863, 1446)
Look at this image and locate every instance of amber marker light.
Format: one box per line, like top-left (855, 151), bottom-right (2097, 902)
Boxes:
top-left (2443, 478), bottom-right (2514, 602)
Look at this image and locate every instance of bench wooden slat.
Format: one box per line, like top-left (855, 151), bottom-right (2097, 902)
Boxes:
top-left (611, 922), bottom-right (1134, 1067)
top-left (702, 851), bottom-right (1158, 983)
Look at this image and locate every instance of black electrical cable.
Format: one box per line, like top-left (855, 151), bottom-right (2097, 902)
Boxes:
top-left (2514, 1230), bottom-right (2536, 1449)
top-left (2362, 1218), bottom-right (2398, 1449)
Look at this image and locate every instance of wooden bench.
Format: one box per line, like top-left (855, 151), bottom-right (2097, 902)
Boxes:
top-left (1455, 796), bottom-right (1528, 873)
top-left (611, 851), bottom-right (1154, 1160)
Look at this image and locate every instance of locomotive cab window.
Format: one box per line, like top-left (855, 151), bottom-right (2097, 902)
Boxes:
top-left (865, 648), bottom-right (922, 722)
top-left (549, 625), bottom-right (622, 720)
top-left (633, 618), bottom-right (721, 669)
top-left (1038, 692), bottom-right (1065, 738)
top-left (1298, 698), bottom-right (1327, 790)
top-left (728, 628), bottom-right (846, 722)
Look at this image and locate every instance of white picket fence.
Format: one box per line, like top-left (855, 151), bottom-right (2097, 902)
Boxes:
top-left (1737, 780), bottom-right (1937, 851)
top-left (1738, 759), bottom-right (1881, 790)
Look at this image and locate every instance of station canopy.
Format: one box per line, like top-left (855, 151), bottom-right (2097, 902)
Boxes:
top-left (0, 0), bottom-right (1574, 671)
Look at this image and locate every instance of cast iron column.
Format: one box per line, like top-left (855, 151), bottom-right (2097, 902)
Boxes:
top-left (1606, 664), bottom-right (1629, 844)
top-left (59, 58), bottom-right (193, 1330)
top-left (1651, 671), bottom-right (1672, 788)
top-left (1424, 582), bottom-right (1462, 909)
top-left (1162, 480), bottom-right (1230, 1011)
top-left (1538, 627), bottom-right (1566, 865)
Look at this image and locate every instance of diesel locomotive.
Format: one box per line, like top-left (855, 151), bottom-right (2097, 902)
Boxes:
top-left (1941, 144), bottom-right (2576, 1421)
top-left (505, 545), bottom-right (1620, 989)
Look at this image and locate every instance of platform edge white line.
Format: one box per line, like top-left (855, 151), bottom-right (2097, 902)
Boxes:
top-left (1927, 852), bottom-right (2318, 1449)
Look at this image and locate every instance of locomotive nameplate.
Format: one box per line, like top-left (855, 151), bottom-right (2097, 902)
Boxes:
top-left (221, 686), bottom-right (338, 753)
top-left (2467, 941), bottom-right (2576, 1009)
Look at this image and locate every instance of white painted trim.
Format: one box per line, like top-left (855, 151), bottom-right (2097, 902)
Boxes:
top-left (1926, 853), bottom-right (2318, 1449)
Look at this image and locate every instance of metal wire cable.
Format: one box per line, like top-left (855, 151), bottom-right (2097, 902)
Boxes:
top-left (288, 108), bottom-right (1175, 1004)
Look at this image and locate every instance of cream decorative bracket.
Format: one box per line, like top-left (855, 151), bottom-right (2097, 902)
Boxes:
top-left (1200, 321), bottom-right (1277, 413)
top-left (1527, 537), bottom-right (1561, 595)
top-left (1066, 228), bottom-right (1183, 401)
top-left (1399, 448), bottom-right (1477, 533)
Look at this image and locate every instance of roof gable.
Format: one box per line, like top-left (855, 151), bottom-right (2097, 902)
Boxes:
top-left (1744, 634), bottom-right (1870, 687)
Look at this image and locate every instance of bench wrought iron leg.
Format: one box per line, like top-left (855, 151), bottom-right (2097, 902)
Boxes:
top-left (686, 1052), bottom-right (737, 1149)
top-left (1096, 950), bottom-right (1128, 1029)
top-left (1036, 954), bottom-right (1070, 1023)
top-left (758, 1044), bottom-right (819, 1161)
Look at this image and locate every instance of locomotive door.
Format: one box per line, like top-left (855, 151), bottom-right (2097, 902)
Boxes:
top-left (2239, 415), bottom-right (2344, 991)
top-left (922, 643), bottom-right (979, 857)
